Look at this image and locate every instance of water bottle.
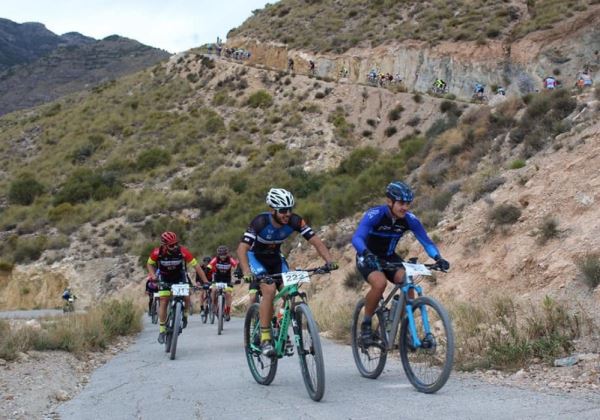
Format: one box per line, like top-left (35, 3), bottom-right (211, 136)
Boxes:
top-left (390, 295), bottom-right (400, 322)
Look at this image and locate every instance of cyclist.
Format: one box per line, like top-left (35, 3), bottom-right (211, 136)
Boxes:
top-left (145, 275), bottom-right (159, 315)
top-left (474, 82), bottom-right (485, 98)
top-left (351, 181), bottom-right (450, 345)
top-left (288, 58), bottom-right (294, 72)
top-left (496, 86), bottom-right (506, 96)
top-left (196, 256), bottom-right (213, 316)
top-left (237, 188), bottom-right (338, 356)
top-left (543, 76), bottom-right (557, 90)
top-left (147, 231), bottom-right (209, 344)
top-left (433, 78), bottom-right (447, 92)
top-left (309, 60), bottom-right (315, 74)
top-left (207, 245), bottom-right (241, 321)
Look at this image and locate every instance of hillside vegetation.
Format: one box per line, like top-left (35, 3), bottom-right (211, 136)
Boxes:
top-left (229, 0), bottom-right (595, 53)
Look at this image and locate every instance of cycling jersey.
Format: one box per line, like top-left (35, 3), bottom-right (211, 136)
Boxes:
top-left (241, 212), bottom-right (314, 254)
top-left (352, 205), bottom-right (440, 259)
top-left (208, 256), bottom-right (239, 283)
top-left (196, 264), bottom-right (212, 283)
top-left (147, 245), bottom-right (197, 283)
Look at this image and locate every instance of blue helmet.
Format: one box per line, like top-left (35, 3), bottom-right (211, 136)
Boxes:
top-left (386, 181), bottom-right (414, 202)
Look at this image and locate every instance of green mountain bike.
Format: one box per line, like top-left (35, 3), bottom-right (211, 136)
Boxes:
top-left (351, 258), bottom-right (454, 393)
top-left (244, 266), bottom-right (333, 402)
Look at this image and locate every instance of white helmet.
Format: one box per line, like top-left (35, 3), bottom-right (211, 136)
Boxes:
top-left (266, 188), bottom-right (295, 208)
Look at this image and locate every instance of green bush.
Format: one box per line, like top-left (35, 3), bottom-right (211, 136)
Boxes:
top-left (8, 174), bottom-right (45, 205)
top-left (577, 254), bottom-right (600, 289)
top-left (102, 300), bottom-right (142, 337)
top-left (488, 203), bottom-right (521, 225)
top-left (536, 217), bottom-right (559, 245)
top-left (13, 235), bottom-right (48, 263)
top-left (387, 104), bottom-right (404, 121)
top-left (53, 168), bottom-right (123, 204)
top-left (384, 126), bottom-right (398, 137)
top-left (136, 148), bottom-right (172, 171)
top-left (247, 90), bottom-right (274, 108)
top-left (343, 268), bottom-right (364, 290)
top-left (509, 159), bottom-right (526, 169)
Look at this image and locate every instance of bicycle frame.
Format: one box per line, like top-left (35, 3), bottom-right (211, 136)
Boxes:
top-left (379, 263), bottom-right (435, 351)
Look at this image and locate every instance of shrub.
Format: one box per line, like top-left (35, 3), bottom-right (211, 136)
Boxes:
top-left (576, 254), bottom-right (600, 289)
top-left (413, 93), bottom-right (423, 103)
top-left (136, 148), bottom-right (171, 171)
top-left (246, 90), bottom-right (273, 108)
top-left (384, 126), bottom-right (397, 137)
top-left (509, 159), bottom-right (526, 169)
top-left (536, 217), bottom-right (559, 245)
top-left (102, 300), bottom-right (142, 337)
top-left (343, 268), bottom-right (364, 290)
top-left (406, 116), bottom-right (421, 127)
top-left (13, 235), bottom-right (48, 263)
top-left (387, 104), bottom-right (404, 121)
top-left (8, 174), bottom-right (44, 205)
top-left (53, 168), bottom-right (123, 204)
top-left (488, 203), bottom-right (521, 225)
top-left (366, 118), bottom-right (377, 127)
top-left (440, 100), bottom-right (455, 113)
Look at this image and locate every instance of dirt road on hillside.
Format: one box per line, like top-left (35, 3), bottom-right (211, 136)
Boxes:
top-left (52, 315), bottom-right (600, 420)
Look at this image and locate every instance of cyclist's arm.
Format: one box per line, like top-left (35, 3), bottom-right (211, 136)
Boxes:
top-left (237, 241), bottom-right (252, 275)
top-left (405, 212), bottom-right (441, 259)
top-left (194, 264), bottom-right (209, 284)
top-left (351, 208), bottom-right (382, 255)
top-left (147, 249), bottom-right (159, 280)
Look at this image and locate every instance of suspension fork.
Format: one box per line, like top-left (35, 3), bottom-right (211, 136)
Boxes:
top-left (403, 279), bottom-right (431, 347)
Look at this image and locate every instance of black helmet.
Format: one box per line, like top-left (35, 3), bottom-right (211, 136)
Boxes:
top-left (202, 256), bottom-right (211, 264)
top-left (386, 181), bottom-right (414, 202)
top-left (217, 245), bottom-right (229, 256)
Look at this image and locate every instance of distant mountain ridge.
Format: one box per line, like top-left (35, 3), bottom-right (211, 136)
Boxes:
top-left (0, 18), bottom-right (170, 115)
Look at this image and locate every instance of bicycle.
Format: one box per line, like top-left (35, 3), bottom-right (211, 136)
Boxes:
top-left (62, 296), bottom-right (76, 313)
top-left (243, 265), bottom-right (334, 402)
top-left (351, 258), bottom-right (454, 393)
top-left (150, 292), bottom-right (159, 324)
top-left (198, 285), bottom-right (211, 324)
top-left (163, 281), bottom-right (189, 360)
top-left (471, 92), bottom-right (489, 103)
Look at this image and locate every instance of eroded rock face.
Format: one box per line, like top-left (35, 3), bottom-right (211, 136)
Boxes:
top-left (227, 7), bottom-right (600, 98)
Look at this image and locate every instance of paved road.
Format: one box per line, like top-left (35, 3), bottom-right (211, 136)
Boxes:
top-left (0, 309), bottom-right (64, 319)
top-left (55, 315), bottom-right (600, 420)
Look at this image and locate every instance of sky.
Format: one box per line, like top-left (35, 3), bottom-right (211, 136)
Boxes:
top-left (1, 0), bottom-right (276, 53)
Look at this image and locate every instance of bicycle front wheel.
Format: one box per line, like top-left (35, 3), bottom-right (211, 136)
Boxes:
top-left (295, 303), bottom-right (325, 401)
top-left (201, 298), bottom-right (208, 324)
top-left (209, 297), bottom-right (215, 324)
top-left (151, 300), bottom-right (159, 325)
top-left (217, 294), bottom-right (224, 335)
top-left (170, 301), bottom-right (183, 360)
top-left (351, 298), bottom-right (387, 379)
top-left (399, 296), bottom-right (454, 393)
top-left (244, 303), bottom-right (277, 385)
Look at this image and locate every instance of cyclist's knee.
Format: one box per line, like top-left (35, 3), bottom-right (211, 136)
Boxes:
top-left (367, 273), bottom-right (387, 292)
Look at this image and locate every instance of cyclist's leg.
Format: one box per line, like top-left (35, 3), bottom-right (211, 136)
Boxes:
top-left (158, 283), bottom-right (171, 342)
top-left (225, 288), bottom-right (233, 312)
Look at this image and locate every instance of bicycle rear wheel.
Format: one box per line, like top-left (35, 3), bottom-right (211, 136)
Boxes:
top-left (351, 298), bottom-right (387, 379)
top-left (170, 301), bottom-right (183, 360)
top-left (295, 303), bottom-right (325, 401)
top-left (217, 294), bottom-right (224, 335)
top-left (399, 296), bottom-right (454, 393)
top-left (244, 303), bottom-right (277, 385)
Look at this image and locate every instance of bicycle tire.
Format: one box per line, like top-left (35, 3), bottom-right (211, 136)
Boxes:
top-left (244, 302), bottom-right (277, 385)
top-left (399, 296), bottom-right (454, 393)
top-left (170, 301), bottom-right (183, 360)
top-left (151, 299), bottom-right (159, 325)
top-left (351, 298), bottom-right (387, 379)
top-left (165, 303), bottom-right (172, 353)
top-left (295, 303), bottom-right (326, 401)
top-left (201, 299), bottom-right (208, 324)
top-left (217, 294), bottom-right (224, 335)
top-left (209, 296), bottom-right (215, 324)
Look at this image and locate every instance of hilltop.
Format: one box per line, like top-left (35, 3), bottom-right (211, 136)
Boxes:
top-left (0, 18), bottom-right (170, 115)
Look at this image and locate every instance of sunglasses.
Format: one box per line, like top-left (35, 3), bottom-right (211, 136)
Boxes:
top-left (275, 207), bottom-right (293, 214)
top-left (166, 243), bottom-right (178, 249)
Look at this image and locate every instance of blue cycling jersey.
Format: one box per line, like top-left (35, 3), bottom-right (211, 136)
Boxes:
top-left (352, 205), bottom-right (440, 259)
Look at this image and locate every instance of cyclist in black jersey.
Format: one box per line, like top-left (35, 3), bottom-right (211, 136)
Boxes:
top-left (352, 181), bottom-right (450, 344)
top-left (237, 188), bottom-right (338, 356)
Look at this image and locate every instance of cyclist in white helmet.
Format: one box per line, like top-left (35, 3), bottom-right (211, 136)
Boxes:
top-left (237, 188), bottom-right (338, 356)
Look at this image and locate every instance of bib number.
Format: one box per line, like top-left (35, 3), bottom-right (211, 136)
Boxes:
top-left (402, 262), bottom-right (432, 277)
top-left (281, 271), bottom-right (310, 286)
top-left (171, 284), bottom-right (190, 296)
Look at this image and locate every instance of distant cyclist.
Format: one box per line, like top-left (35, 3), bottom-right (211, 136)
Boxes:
top-left (196, 256), bottom-right (213, 315)
top-left (351, 181), bottom-right (449, 345)
top-left (145, 275), bottom-right (159, 315)
top-left (474, 82), bottom-right (485, 97)
top-left (237, 188), bottom-right (338, 356)
top-left (207, 245), bottom-right (240, 321)
top-left (147, 231), bottom-right (209, 344)
top-left (543, 76), bottom-right (557, 90)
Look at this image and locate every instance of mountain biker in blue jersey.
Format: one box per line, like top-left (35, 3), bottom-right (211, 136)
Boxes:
top-left (237, 188), bottom-right (338, 356)
top-left (351, 181), bottom-right (450, 344)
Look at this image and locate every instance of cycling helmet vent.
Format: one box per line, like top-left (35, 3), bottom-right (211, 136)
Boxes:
top-left (266, 188), bottom-right (295, 208)
top-left (385, 181), bottom-right (414, 202)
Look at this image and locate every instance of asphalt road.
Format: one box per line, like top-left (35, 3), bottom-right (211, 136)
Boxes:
top-left (55, 315), bottom-right (600, 420)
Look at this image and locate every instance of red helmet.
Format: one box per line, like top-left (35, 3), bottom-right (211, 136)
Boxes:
top-left (160, 231), bottom-right (178, 246)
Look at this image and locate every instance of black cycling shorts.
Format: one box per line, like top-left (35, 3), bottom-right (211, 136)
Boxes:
top-left (356, 253), bottom-right (404, 283)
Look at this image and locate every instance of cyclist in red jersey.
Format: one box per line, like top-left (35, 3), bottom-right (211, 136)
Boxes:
top-left (147, 231), bottom-right (209, 344)
top-left (207, 245), bottom-right (241, 321)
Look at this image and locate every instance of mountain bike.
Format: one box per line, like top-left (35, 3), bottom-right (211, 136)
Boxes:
top-left (150, 292), bottom-right (159, 324)
top-left (164, 281), bottom-right (189, 360)
top-left (62, 296), bottom-right (76, 313)
top-left (213, 282), bottom-right (229, 335)
top-left (244, 266), bottom-right (334, 402)
top-left (351, 259), bottom-right (454, 393)
top-left (198, 285), bottom-right (211, 324)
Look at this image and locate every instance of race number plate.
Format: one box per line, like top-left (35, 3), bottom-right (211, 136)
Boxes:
top-left (402, 262), bottom-right (432, 277)
top-left (171, 284), bottom-right (190, 296)
top-left (281, 271), bottom-right (311, 286)
top-left (215, 282), bottom-right (227, 289)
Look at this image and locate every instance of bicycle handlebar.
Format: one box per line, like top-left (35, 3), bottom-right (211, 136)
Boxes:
top-left (255, 265), bottom-right (336, 282)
